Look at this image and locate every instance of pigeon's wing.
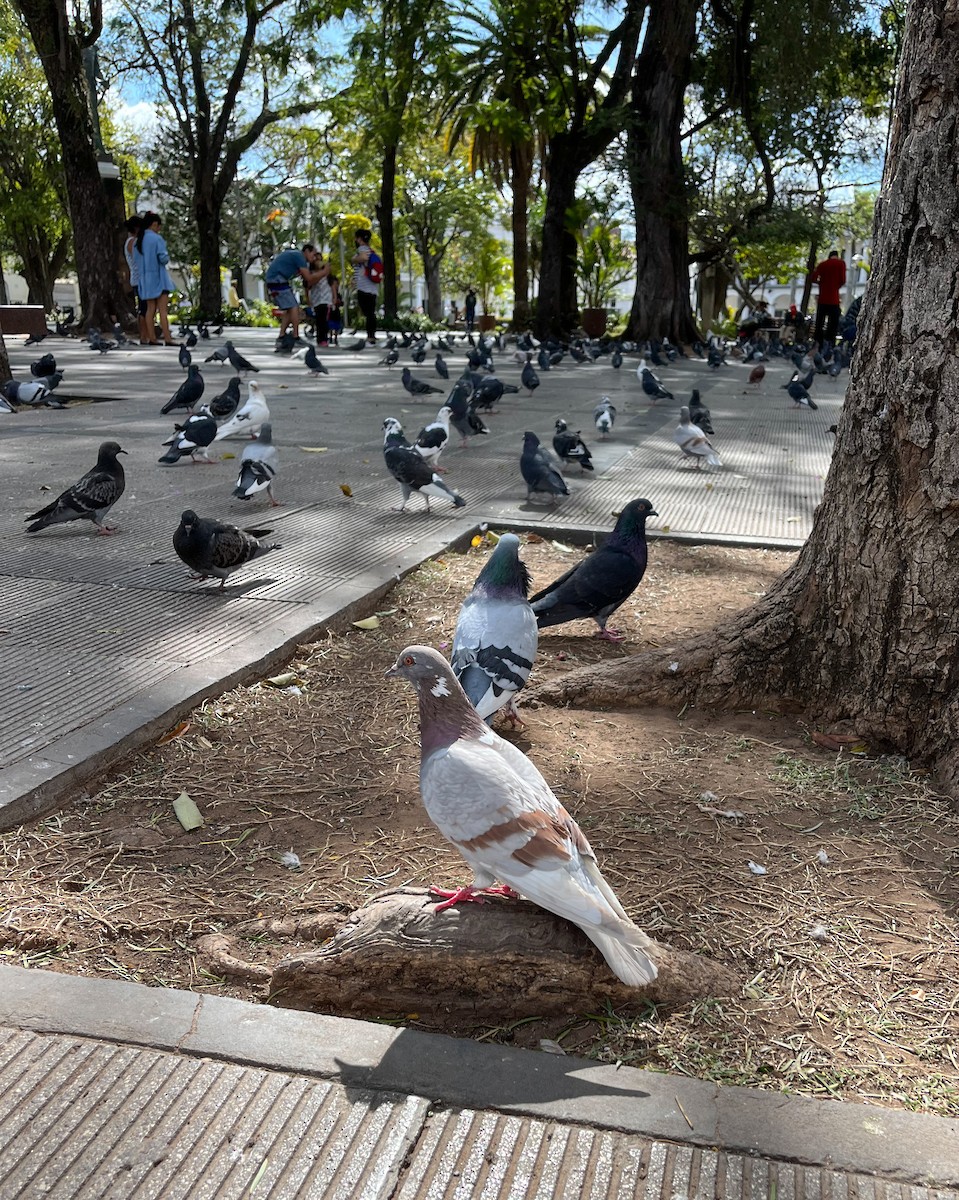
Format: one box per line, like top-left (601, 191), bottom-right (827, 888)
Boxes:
top-left (530, 546), bottom-right (639, 624)
top-left (451, 595), bottom-right (538, 718)
top-left (234, 460), bottom-right (275, 497)
top-left (210, 524), bottom-right (266, 570)
top-left (385, 444), bottom-right (435, 488)
top-left (416, 424), bottom-right (446, 450)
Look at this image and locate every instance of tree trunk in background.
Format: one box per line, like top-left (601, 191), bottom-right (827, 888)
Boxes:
top-left (535, 146), bottom-right (581, 337)
top-left (14, 0), bottom-right (127, 330)
top-left (533, 0), bottom-right (959, 793)
top-left (423, 254), bottom-right (442, 320)
top-left (195, 195), bottom-right (223, 320)
top-left (624, 0), bottom-right (700, 344)
top-left (510, 142), bottom-right (532, 328)
top-left (376, 143), bottom-right (399, 320)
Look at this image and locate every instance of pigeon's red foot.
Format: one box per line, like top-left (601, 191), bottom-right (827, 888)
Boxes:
top-left (595, 627), bottom-right (625, 644)
top-left (479, 884), bottom-right (520, 900)
top-left (96, 525), bottom-right (118, 536)
top-left (430, 884), bottom-right (484, 912)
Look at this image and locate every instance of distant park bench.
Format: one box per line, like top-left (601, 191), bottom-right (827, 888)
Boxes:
top-left (0, 305), bottom-right (49, 338)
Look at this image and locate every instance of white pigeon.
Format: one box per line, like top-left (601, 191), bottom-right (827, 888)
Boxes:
top-left (451, 534), bottom-right (538, 726)
top-left (415, 406), bottom-right (452, 470)
top-left (386, 645), bottom-right (658, 987)
top-left (214, 380), bottom-right (269, 440)
top-left (593, 396), bottom-right (616, 440)
top-left (233, 422), bottom-right (280, 506)
top-left (674, 405), bottom-right (721, 469)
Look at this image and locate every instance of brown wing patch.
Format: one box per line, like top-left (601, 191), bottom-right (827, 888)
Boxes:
top-left (460, 808), bottom-right (574, 867)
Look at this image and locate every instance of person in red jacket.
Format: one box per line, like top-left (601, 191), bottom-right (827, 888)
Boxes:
top-left (811, 250), bottom-right (847, 348)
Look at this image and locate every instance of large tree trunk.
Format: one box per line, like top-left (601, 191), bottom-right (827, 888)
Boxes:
top-left (533, 0), bottom-right (959, 792)
top-left (195, 195), bottom-right (223, 321)
top-left (423, 254), bottom-right (442, 320)
top-left (13, 0), bottom-right (127, 330)
top-left (535, 146), bottom-right (581, 337)
top-left (510, 142), bottom-right (532, 328)
top-left (376, 143), bottom-right (399, 320)
top-left (624, 0), bottom-right (700, 344)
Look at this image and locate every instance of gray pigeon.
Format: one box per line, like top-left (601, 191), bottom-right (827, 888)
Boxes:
top-left (451, 533), bottom-right (538, 726)
top-left (205, 344), bottom-right (230, 364)
top-left (304, 345), bottom-right (328, 375)
top-left (173, 509), bottom-right (279, 588)
top-left (674, 407), bottom-right (721, 469)
top-left (178, 343), bottom-right (192, 371)
top-left (521, 359), bottom-right (540, 396)
top-left (639, 366), bottom-right (672, 401)
top-left (161, 365), bottom-right (204, 415)
top-left (226, 341), bottom-right (259, 373)
top-left (209, 376), bottom-right (241, 421)
top-left (2, 379), bottom-right (49, 407)
top-left (233, 423), bottom-right (280, 506)
top-left (25, 441), bottom-right (126, 535)
top-left (385, 644), bottom-right (658, 987)
top-left (520, 432), bottom-right (568, 504)
top-left (552, 420), bottom-right (594, 471)
top-left (530, 498), bottom-right (658, 642)
top-left (434, 353), bottom-right (449, 379)
top-left (383, 418), bottom-right (465, 512)
top-left (593, 397), bottom-right (615, 439)
top-left (402, 367), bottom-right (444, 396)
top-left (159, 407), bottom-right (218, 465)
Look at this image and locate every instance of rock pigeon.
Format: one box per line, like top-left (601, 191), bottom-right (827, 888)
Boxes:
top-left (434, 354), bottom-right (449, 380)
top-left (402, 367), bottom-right (444, 396)
top-left (451, 534), bottom-right (538, 726)
top-left (25, 441), bottom-right (127, 535)
top-left (687, 390), bottom-right (713, 435)
top-left (471, 377), bottom-right (519, 411)
top-left (382, 418), bottom-right (466, 512)
top-left (159, 407), bottom-right (218, 465)
top-left (173, 509), bottom-right (279, 588)
top-left (233, 423), bottom-right (280, 506)
top-left (747, 364), bottom-right (766, 389)
top-left (529, 498), bottom-right (658, 642)
top-left (520, 432), bottom-right (569, 504)
top-left (783, 379), bottom-right (818, 410)
top-left (205, 344), bottom-right (230, 364)
top-left (521, 359), bottom-right (540, 396)
top-left (214, 381), bottom-right (270, 440)
top-left (447, 381), bottom-right (488, 446)
top-left (639, 366), bottom-right (673, 402)
top-left (226, 341), bottom-right (259, 373)
top-left (274, 331), bottom-right (297, 354)
top-left (30, 353), bottom-right (56, 378)
top-left (304, 345), bottom-right (328, 375)
top-left (593, 397), bottom-right (616, 439)
top-left (161, 364), bottom-right (204, 415)
top-left (379, 348), bottom-right (400, 368)
top-left (674, 407), bottom-right (722, 470)
top-left (415, 406), bottom-right (452, 470)
top-left (2, 379), bottom-right (50, 407)
top-left (552, 420), bottom-right (594, 471)
top-left (209, 376), bottom-right (241, 421)
top-left (178, 343), bottom-right (192, 371)
top-left (385, 645), bottom-right (658, 986)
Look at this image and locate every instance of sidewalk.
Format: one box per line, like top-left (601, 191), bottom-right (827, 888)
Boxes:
top-left (0, 966), bottom-right (956, 1199)
top-left (0, 330), bottom-right (838, 828)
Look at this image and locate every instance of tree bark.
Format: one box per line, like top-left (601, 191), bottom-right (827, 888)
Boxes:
top-left (195, 193), bottom-right (223, 320)
top-left (268, 888), bottom-right (737, 1021)
top-left (509, 142), bottom-right (532, 328)
top-left (533, 0), bottom-right (959, 793)
top-left (376, 143), bottom-right (399, 320)
top-left (536, 147), bottom-right (582, 337)
top-left (13, 0), bottom-right (127, 330)
top-left (624, 0), bottom-right (701, 344)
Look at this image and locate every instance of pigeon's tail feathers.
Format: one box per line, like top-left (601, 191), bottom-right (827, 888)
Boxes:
top-left (422, 478), bottom-right (465, 506)
top-left (160, 395), bottom-right (182, 415)
top-left (158, 447), bottom-right (183, 465)
top-left (705, 449), bottom-right (722, 468)
top-left (582, 923), bottom-right (658, 987)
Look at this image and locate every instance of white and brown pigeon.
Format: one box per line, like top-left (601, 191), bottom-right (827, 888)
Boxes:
top-left (674, 406), bottom-right (721, 470)
top-left (451, 534), bottom-right (538, 727)
top-left (385, 644), bottom-right (658, 987)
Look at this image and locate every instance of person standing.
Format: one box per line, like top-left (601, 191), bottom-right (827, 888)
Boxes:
top-left (810, 250), bottom-right (847, 348)
top-left (307, 253), bottom-right (334, 347)
top-left (464, 287), bottom-right (477, 332)
top-left (123, 215), bottom-right (150, 345)
top-left (351, 229), bottom-right (381, 345)
top-left (265, 243), bottom-right (327, 343)
top-left (133, 212), bottom-right (176, 345)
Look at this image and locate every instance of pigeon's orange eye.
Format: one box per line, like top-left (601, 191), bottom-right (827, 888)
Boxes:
top-left (404, 656), bottom-right (415, 665)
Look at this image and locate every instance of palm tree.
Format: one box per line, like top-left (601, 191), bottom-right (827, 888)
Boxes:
top-left (441, 0), bottom-right (558, 328)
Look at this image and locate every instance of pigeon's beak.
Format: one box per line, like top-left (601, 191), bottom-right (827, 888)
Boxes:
top-left (118, 449), bottom-right (128, 455)
top-left (384, 662), bottom-right (400, 679)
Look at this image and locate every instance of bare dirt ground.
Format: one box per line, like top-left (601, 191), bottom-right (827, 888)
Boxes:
top-left (2, 538), bottom-right (957, 1116)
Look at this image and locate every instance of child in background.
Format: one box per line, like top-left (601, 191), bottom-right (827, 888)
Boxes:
top-left (327, 275), bottom-right (343, 345)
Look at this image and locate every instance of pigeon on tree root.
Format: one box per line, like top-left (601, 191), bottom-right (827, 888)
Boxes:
top-left (159, 407), bottom-right (218, 464)
top-left (593, 397), bottom-right (616, 440)
top-left (233, 423), bottom-right (280, 506)
top-left (173, 509), bottom-right (279, 588)
top-left (674, 406), bottom-right (722, 470)
top-left (520, 432), bottom-right (568, 504)
top-left (214, 381), bottom-right (270, 440)
top-left (402, 367), bottom-right (444, 396)
top-left (552, 420), bottom-right (594, 471)
top-left (529, 498), bottom-right (658, 643)
top-left (451, 533), bottom-right (538, 727)
top-left (161, 364), bottom-right (205, 415)
top-left (383, 418), bottom-right (465, 512)
top-left (25, 441), bottom-right (127, 535)
top-left (385, 645), bottom-right (658, 987)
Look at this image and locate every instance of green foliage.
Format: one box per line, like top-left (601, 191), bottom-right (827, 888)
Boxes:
top-left (220, 300), bottom-right (278, 328)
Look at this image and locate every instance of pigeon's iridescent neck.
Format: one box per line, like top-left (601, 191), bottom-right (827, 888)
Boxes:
top-left (415, 680), bottom-right (487, 756)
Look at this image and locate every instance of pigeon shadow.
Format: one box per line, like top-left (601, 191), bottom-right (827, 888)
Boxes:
top-left (192, 575), bottom-right (278, 596)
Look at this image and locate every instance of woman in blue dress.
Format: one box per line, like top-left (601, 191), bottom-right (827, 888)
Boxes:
top-left (133, 212), bottom-right (176, 345)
